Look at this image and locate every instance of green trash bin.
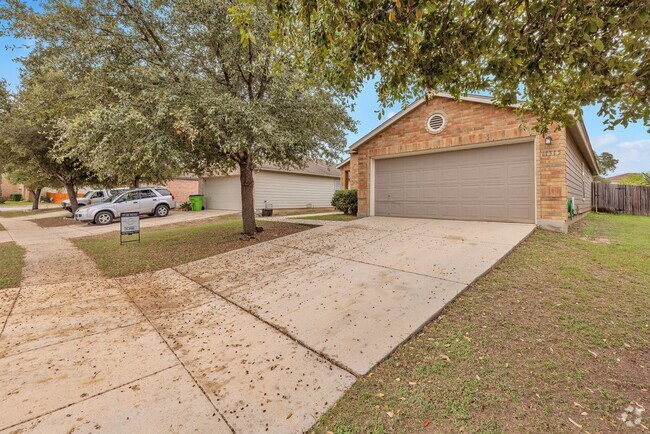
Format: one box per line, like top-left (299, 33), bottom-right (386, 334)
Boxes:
top-left (188, 194), bottom-right (204, 211)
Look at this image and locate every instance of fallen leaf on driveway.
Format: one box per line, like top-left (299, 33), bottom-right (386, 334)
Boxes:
top-left (286, 412), bottom-right (292, 419)
top-left (423, 419), bottom-right (430, 427)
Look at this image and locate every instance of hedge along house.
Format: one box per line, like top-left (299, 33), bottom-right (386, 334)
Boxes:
top-left (338, 94), bottom-right (598, 232)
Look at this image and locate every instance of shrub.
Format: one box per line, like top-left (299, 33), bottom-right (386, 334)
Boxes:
top-left (9, 193), bottom-right (22, 202)
top-left (331, 189), bottom-right (358, 215)
top-left (0, 197), bottom-right (6, 204)
top-left (179, 201), bottom-right (192, 211)
top-left (41, 196), bottom-right (52, 203)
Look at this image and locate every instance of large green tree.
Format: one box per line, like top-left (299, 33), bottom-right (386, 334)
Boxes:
top-left (596, 152), bottom-right (619, 176)
top-left (0, 71), bottom-right (99, 212)
top-left (266, 0), bottom-right (649, 132)
top-left (3, 0), bottom-right (356, 235)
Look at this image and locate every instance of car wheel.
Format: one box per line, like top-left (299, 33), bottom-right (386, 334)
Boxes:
top-left (94, 211), bottom-right (113, 225)
top-left (155, 204), bottom-right (170, 217)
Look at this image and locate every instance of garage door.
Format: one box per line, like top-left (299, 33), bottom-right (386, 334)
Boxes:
top-left (374, 142), bottom-right (535, 223)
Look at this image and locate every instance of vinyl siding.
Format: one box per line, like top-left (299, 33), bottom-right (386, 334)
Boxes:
top-left (203, 176), bottom-right (242, 210)
top-left (566, 132), bottom-right (594, 214)
top-left (203, 171), bottom-right (338, 210)
top-left (254, 171), bottom-right (338, 209)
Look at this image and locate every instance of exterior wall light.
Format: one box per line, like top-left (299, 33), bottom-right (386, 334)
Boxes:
top-left (545, 136), bottom-right (553, 145)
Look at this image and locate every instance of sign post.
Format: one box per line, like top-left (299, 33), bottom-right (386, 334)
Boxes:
top-left (120, 212), bottom-right (141, 245)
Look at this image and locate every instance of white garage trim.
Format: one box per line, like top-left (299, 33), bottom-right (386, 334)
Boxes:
top-left (369, 137), bottom-right (538, 223)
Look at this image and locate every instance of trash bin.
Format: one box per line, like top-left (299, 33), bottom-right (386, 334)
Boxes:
top-left (188, 194), bottom-right (204, 211)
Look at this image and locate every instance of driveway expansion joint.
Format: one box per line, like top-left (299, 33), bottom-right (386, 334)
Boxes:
top-left (176, 269), bottom-right (361, 379)
top-left (0, 364), bottom-right (181, 432)
top-left (113, 277), bottom-right (237, 434)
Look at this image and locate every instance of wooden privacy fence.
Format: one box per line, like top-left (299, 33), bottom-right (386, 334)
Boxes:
top-left (592, 182), bottom-right (650, 216)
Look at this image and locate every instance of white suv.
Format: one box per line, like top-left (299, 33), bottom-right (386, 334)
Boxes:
top-left (74, 187), bottom-right (176, 225)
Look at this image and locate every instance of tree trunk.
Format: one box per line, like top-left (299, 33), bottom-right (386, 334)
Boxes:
top-left (64, 182), bottom-right (79, 213)
top-left (239, 158), bottom-right (257, 236)
top-left (31, 188), bottom-right (42, 210)
top-left (133, 175), bottom-right (141, 188)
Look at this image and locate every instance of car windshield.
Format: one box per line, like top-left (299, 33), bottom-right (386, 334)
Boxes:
top-left (82, 191), bottom-right (95, 198)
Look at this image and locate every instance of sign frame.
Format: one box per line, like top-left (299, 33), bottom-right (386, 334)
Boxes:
top-left (120, 212), bottom-right (141, 245)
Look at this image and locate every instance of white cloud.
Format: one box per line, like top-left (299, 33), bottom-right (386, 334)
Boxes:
top-left (617, 140), bottom-right (650, 149)
top-left (593, 136), bottom-right (650, 175)
top-left (594, 133), bottom-right (618, 148)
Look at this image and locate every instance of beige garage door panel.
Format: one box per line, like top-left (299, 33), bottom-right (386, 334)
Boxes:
top-left (374, 143), bottom-right (535, 223)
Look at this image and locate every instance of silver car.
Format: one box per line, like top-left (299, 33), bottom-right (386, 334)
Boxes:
top-left (74, 187), bottom-right (176, 225)
top-left (62, 188), bottom-right (129, 213)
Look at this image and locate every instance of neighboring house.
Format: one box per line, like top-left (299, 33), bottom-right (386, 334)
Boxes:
top-left (0, 174), bottom-right (25, 198)
top-left (338, 94), bottom-right (598, 232)
top-left (164, 161), bottom-right (340, 210)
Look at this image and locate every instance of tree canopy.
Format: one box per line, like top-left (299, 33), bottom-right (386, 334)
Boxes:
top-left (267, 0), bottom-right (649, 132)
top-left (596, 152), bottom-right (619, 176)
top-left (0, 70), bottom-right (99, 210)
top-left (2, 0), bottom-right (356, 234)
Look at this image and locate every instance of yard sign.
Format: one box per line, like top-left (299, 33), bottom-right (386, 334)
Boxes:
top-left (120, 212), bottom-right (141, 245)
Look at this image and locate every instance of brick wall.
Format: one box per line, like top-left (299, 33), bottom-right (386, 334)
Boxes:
top-left (346, 97), bottom-right (570, 229)
top-left (164, 178), bottom-right (200, 203)
top-left (0, 175), bottom-right (24, 198)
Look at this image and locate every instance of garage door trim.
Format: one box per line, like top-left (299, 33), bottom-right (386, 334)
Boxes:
top-left (369, 138), bottom-right (537, 223)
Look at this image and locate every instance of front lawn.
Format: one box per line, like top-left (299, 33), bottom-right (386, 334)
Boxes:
top-left (0, 242), bottom-right (25, 289)
top-left (0, 208), bottom-right (62, 218)
top-left (74, 219), bottom-right (314, 278)
top-left (0, 200), bottom-right (33, 207)
top-left (312, 213), bottom-right (649, 433)
top-left (34, 216), bottom-right (79, 228)
top-left (300, 213), bottom-right (361, 222)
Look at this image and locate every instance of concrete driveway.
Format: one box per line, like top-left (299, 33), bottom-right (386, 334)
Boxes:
top-left (0, 216), bottom-right (534, 433)
top-left (176, 217), bottom-right (535, 376)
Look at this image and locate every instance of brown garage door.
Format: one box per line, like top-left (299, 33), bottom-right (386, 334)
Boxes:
top-left (374, 142), bottom-right (535, 223)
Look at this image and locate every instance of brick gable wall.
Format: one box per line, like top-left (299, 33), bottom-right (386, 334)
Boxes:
top-left (346, 97), bottom-right (571, 230)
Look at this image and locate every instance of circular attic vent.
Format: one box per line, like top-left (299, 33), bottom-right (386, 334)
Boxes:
top-left (426, 113), bottom-right (447, 134)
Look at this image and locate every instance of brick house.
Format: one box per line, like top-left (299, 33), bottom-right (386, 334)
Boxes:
top-left (0, 174), bottom-right (25, 199)
top-left (338, 94), bottom-right (598, 232)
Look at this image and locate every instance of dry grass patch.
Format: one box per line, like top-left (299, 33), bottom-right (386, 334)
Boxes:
top-left (0, 242), bottom-right (25, 289)
top-left (311, 213), bottom-right (649, 434)
top-left (34, 216), bottom-right (79, 228)
top-left (74, 218), bottom-right (314, 278)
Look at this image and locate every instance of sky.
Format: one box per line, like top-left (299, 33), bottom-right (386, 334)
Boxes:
top-left (2, 34), bottom-right (648, 177)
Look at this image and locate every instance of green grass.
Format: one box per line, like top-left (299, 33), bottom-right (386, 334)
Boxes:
top-left (74, 219), bottom-right (313, 278)
top-left (311, 213), bottom-right (650, 434)
top-left (0, 242), bottom-right (25, 289)
top-left (300, 214), bottom-right (361, 222)
top-left (0, 208), bottom-right (62, 218)
top-left (0, 200), bottom-right (33, 207)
